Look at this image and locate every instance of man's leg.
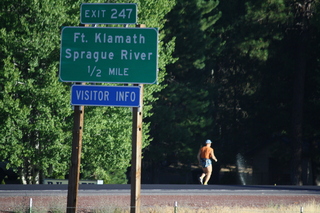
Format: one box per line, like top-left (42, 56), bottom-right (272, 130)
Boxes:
top-left (199, 168), bottom-right (207, 184)
top-left (203, 165), bottom-right (212, 185)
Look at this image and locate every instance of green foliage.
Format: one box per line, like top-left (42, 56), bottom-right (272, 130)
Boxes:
top-left (0, 0), bottom-right (176, 184)
top-left (3, 0), bottom-right (319, 185)
top-left (75, 0), bottom-right (177, 183)
top-left (0, 0), bottom-right (77, 183)
top-left (81, 106), bottom-right (133, 184)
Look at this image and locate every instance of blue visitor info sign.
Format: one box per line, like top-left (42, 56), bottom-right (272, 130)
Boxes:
top-left (71, 85), bottom-right (140, 107)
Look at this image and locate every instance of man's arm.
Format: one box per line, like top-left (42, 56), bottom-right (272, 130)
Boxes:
top-left (211, 150), bottom-right (218, 162)
top-left (197, 149), bottom-right (201, 164)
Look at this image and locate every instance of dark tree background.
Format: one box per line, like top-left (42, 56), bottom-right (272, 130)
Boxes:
top-left (144, 0), bottom-right (320, 185)
top-left (1, 0), bottom-right (320, 185)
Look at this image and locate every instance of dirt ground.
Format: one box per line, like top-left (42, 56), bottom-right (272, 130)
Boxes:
top-left (0, 194), bottom-right (320, 212)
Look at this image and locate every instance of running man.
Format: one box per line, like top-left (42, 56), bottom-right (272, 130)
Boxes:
top-left (197, 139), bottom-right (218, 185)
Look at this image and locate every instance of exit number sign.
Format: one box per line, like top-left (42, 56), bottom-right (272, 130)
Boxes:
top-left (80, 3), bottom-right (137, 24)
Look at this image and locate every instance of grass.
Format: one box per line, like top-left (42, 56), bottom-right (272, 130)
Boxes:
top-left (2, 200), bottom-right (319, 213)
top-left (133, 201), bottom-right (318, 213)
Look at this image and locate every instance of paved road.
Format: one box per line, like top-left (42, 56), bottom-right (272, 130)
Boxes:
top-left (0, 184), bottom-right (319, 196)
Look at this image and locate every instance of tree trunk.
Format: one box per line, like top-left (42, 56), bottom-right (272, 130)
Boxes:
top-left (291, 30), bottom-right (307, 186)
top-left (290, 0), bottom-right (313, 186)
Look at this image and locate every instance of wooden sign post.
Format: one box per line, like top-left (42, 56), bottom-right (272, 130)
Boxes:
top-left (130, 84), bottom-right (143, 213)
top-left (60, 5), bottom-right (155, 210)
top-left (66, 103), bottom-right (84, 213)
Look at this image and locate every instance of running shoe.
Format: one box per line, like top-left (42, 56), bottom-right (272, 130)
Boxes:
top-left (199, 177), bottom-right (203, 185)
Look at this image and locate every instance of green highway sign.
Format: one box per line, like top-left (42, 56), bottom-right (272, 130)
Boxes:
top-left (80, 3), bottom-right (137, 24)
top-left (59, 27), bottom-right (158, 84)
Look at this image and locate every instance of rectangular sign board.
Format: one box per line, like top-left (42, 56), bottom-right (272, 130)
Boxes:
top-left (59, 27), bottom-right (158, 84)
top-left (44, 179), bottom-right (103, 185)
top-left (71, 85), bottom-right (141, 107)
top-left (80, 3), bottom-right (137, 24)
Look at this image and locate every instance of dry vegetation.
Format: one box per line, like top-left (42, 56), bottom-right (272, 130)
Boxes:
top-left (1, 199), bottom-right (320, 213)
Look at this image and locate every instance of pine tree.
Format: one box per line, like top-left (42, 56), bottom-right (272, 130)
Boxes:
top-left (212, 0), bottom-right (320, 185)
top-left (0, 0), bottom-right (176, 184)
top-left (144, 0), bottom-right (221, 183)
